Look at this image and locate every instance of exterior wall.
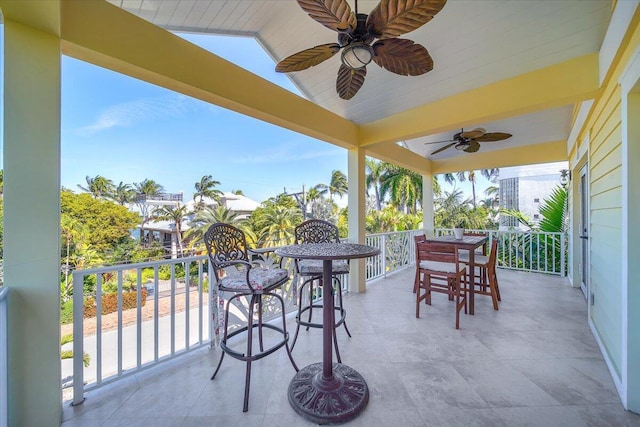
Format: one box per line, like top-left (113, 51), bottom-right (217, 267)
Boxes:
top-left (571, 2), bottom-right (640, 411)
top-left (589, 83), bottom-right (623, 377)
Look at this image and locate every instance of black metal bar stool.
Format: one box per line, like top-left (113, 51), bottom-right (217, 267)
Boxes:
top-left (204, 223), bottom-right (298, 412)
top-left (291, 219), bottom-right (351, 363)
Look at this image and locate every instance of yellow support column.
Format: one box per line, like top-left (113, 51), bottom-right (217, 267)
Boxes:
top-left (3, 19), bottom-right (63, 426)
top-left (347, 148), bottom-right (366, 293)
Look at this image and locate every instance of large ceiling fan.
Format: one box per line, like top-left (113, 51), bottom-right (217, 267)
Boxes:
top-left (425, 128), bottom-right (513, 156)
top-left (275, 0), bottom-right (447, 100)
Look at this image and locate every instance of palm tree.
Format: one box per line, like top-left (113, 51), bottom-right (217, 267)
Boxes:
top-left (365, 158), bottom-right (385, 210)
top-left (152, 203), bottom-right (190, 257)
top-left (60, 216), bottom-right (85, 301)
top-left (133, 179), bottom-right (164, 198)
top-left (185, 205), bottom-right (242, 253)
top-left (380, 165), bottom-right (423, 214)
top-left (329, 169), bottom-right (348, 202)
top-left (256, 205), bottom-right (302, 247)
top-left (77, 175), bottom-right (115, 199)
top-left (193, 175), bottom-right (223, 209)
top-left (111, 182), bottom-right (136, 205)
top-left (134, 179), bottom-right (165, 238)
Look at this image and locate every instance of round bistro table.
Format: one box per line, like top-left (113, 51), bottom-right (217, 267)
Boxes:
top-left (275, 242), bottom-right (380, 425)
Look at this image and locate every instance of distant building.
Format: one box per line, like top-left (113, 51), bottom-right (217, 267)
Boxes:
top-left (141, 192), bottom-right (261, 257)
top-left (498, 161), bottom-right (568, 230)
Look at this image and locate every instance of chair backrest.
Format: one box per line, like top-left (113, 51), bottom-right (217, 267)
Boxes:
top-left (295, 219), bottom-right (340, 244)
top-left (416, 240), bottom-right (458, 265)
top-left (414, 234), bottom-right (427, 262)
top-left (487, 239), bottom-right (498, 270)
top-left (203, 223), bottom-right (250, 269)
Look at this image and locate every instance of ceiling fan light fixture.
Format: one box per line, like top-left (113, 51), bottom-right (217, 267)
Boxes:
top-left (455, 140), bottom-right (470, 150)
top-left (341, 42), bottom-right (374, 69)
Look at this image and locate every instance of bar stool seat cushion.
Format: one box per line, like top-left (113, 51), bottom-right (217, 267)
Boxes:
top-left (220, 267), bottom-right (289, 291)
top-left (298, 259), bottom-right (350, 275)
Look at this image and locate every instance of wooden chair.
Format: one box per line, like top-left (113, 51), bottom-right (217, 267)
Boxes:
top-left (415, 240), bottom-right (467, 329)
top-left (291, 219), bottom-right (350, 363)
top-left (459, 239), bottom-right (501, 310)
top-left (413, 234), bottom-right (427, 293)
top-left (204, 223), bottom-right (298, 412)
top-left (458, 231), bottom-right (488, 285)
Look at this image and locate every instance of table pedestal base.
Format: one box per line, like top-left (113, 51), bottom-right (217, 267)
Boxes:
top-left (288, 362), bottom-right (369, 425)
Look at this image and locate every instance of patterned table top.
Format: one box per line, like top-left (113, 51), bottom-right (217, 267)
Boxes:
top-left (275, 242), bottom-right (380, 260)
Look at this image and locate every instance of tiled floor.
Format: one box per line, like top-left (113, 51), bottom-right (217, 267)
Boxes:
top-left (62, 268), bottom-right (640, 426)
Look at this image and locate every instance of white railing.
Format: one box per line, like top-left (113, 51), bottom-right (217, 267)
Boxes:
top-left (68, 229), bottom-right (441, 404)
top-left (71, 255), bottom-right (212, 405)
top-left (0, 287), bottom-right (8, 427)
top-left (436, 228), bottom-right (567, 276)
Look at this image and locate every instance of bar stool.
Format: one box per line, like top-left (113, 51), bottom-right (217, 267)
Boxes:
top-left (204, 223), bottom-right (298, 412)
top-left (291, 219), bottom-right (350, 363)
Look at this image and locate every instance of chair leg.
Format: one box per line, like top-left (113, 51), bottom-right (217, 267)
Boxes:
top-left (335, 278), bottom-right (351, 338)
top-left (257, 296), bottom-right (264, 352)
top-left (494, 269), bottom-right (502, 301)
top-left (211, 297), bottom-right (232, 380)
top-left (290, 280), bottom-right (305, 351)
top-left (306, 278), bottom-right (315, 331)
top-left (242, 294), bottom-right (257, 413)
top-left (272, 291), bottom-right (299, 373)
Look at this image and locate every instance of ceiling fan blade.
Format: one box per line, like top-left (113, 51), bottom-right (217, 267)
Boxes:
top-left (464, 140), bottom-right (481, 153)
top-left (297, 0), bottom-right (356, 33)
top-left (276, 43), bottom-right (341, 73)
top-left (367, 0), bottom-right (447, 39)
top-left (475, 132), bottom-right (513, 142)
top-left (460, 128), bottom-right (485, 139)
top-left (372, 38), bottom-right (433, 76)
top-left (430, 142), bottom-right (456, 156)
top-left (336, 64), bottom-right (366, 100)
top-left (424, 138), bottom-right (455, 145)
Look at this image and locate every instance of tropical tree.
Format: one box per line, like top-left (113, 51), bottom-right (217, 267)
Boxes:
top-left (193, 175), bottom-right (223, 209)
top-left (185, 205), bottom-right (242, 253)
top-left (151, 203), bottom-right (190, 257)
top-left (133, 179), bottom-right (164, 198)
top-left (253, 198), bottom-right (302, 247)
top-left (365, 158), bottom-right (385, 211)
top-left (77, 175), bottom-right (115, 199)
top-left (329, 169), bottom-right (348, 201)
top-left (111, 182), bottom-right (136, 205)
top-left (444, 168), bottom-right (499, 209)
top-left (134, 179), bottom-right (165, 235)
top-left (60, 216), bottom-right (86, 301)
top-left (379, 165), bottom-right (422, 214)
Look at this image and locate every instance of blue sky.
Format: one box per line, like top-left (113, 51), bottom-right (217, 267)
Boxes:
top-left (61, 34), bottom-right (348, 204)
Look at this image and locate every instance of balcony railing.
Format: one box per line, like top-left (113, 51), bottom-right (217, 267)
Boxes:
top-left (1, 287), bottom-right (8, 427)
top-left (69, 228), bottom-right (566, 404)
top-left (436, 228), bottom-right (567, 276)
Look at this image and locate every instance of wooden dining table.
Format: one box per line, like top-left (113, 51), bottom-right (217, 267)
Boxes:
top-left (424, 234), bottom-right (487, 315)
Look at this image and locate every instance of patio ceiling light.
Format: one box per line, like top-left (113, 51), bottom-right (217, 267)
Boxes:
top-left (454, 140), bottom-right (471, 150)
top-left (341, 42), bottom-right (374, 70)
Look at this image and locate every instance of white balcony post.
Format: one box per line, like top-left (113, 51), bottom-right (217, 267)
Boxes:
top-left (422, 175), bottom-right (434, 236)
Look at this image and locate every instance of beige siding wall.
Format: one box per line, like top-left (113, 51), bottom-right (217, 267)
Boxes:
top-left (588, 84), bottom-right (623, 376)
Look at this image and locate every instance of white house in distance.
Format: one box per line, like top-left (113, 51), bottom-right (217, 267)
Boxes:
top-left (143, 192), bottom-right (261, 257)
top-left (498, 161), bottom-right (568, 229)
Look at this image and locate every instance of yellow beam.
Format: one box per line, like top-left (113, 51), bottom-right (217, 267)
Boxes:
top-left (0, 0), bottom-right (60, 36)
top-left (431, 140), bottom-right (567, 174)
top-left (359, 54), bottom-right (600, 147)
top-left (366, 144), bottom-right (432, 175)
top-left (59, 0), bottom-right (358, 149)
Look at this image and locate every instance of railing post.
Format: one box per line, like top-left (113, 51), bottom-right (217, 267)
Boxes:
top-left (382, 234), bottom-right (387, 278)
top-left (561, 232), bottom-right (567, 277)
top-left (71, 271), bottom-right (85, 406)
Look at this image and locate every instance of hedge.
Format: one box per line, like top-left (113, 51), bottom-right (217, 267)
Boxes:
top-left (83, 289), bottom-right (147, 318)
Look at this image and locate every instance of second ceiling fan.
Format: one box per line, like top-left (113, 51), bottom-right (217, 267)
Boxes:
top-left (426, 128), bottom-right (513, 156)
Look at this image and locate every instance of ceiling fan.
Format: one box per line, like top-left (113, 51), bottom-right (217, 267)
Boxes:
top-left (425, 128), bottom-right (513, 156)
top-left (275, 0), bottom-right (447, 100)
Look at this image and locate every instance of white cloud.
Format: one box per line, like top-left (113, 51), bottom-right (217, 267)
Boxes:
top-left (76, 94), bottom-right (201, 135)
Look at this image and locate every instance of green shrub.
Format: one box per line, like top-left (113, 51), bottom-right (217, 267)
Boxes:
top-left (83, 288), bottom-right (147, 318)
top-left (60, 299), bottom-right (74, 325)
